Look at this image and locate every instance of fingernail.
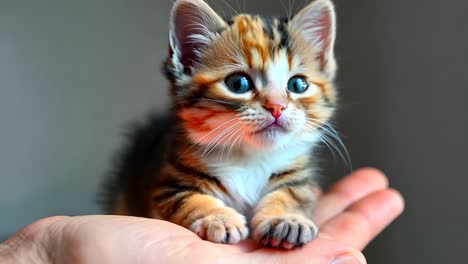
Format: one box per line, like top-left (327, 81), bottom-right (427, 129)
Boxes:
top-left (330, 253), bottom-right (366, 264)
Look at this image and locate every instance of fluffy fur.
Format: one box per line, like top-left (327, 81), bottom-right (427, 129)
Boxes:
top-left (102, 0), bottom-right (341, 249)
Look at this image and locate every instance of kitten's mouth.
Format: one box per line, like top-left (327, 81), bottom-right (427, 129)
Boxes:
top-left (255, 122), bottom-right (287, 134)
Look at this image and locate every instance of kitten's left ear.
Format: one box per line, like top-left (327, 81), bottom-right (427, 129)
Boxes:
top-left (291, 0), bottom-right (337, 79)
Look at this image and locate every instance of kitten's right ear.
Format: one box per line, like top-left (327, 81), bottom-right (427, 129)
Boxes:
top-left (169, 0), bottom-right (227, 75)
top-left (291, 0), bottom-right (337, 79)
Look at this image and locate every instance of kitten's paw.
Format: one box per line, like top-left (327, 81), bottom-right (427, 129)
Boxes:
top-left (189, 208), bottom-right (249, 244)
top-left (253, 214), bottom-right (319, 249)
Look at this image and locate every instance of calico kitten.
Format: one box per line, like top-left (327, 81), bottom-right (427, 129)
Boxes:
top-left (102, 0), bottom-right (339, 249)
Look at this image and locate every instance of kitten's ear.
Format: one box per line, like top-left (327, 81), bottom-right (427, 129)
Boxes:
top-left (291, 0), bottom-right (337, 78)
top-left (169, 0), bottom-right (227, 74)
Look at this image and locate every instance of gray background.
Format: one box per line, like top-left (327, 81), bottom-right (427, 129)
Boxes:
top-left (1, 0), bottom-right (467, 263)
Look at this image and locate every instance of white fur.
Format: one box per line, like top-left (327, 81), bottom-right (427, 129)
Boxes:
top-left (266, 50), bottom-right (290, 93)
top-left (204, 141), bottom-right (314, 216)
top-left (267, 51), bottom-right (319, 100)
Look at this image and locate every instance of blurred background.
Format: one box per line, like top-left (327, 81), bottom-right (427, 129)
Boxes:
top-left (1, 0), bottom-right (467, 263)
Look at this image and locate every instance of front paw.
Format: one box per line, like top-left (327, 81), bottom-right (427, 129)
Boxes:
top-left (189, 208), bottom-right (249, 244)
top-left (253, 214), bottom-right (319, 249)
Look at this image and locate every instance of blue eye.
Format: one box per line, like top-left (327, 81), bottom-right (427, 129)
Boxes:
top-left (225, 73), bottom-right (253, 94)
top-left (287, 76), bottom-right (309, 93)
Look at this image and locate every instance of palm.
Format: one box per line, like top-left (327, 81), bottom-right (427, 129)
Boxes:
top-left (11, 168), bottom-right (403, 264)
top-left (148, 169), bottom-right (403, 258)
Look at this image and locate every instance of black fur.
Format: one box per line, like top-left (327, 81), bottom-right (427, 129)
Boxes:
top-left (277, 17), bottom-right (291, 50)
top-left (98, 112), bottom-right (175, 216)
top-left (167, 154), bottom-right (223, 187)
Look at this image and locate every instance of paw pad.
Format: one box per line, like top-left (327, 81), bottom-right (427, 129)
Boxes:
top-left (254, 215), bottom-right (318, 249)
top-left (190, 209), bottom-right (249, 244)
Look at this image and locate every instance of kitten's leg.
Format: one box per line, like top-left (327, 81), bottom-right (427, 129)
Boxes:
top-left (251, 177), bottom-right (319, 249)
top-left (153, 190), bottom-right (248, 244)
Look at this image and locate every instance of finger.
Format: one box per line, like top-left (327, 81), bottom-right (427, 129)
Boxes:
top-left (238, 238), bottom-right (366, 264)
top-left (320, 189), bottom-right (404, 250)
top-left (315, 168), bottom-right (389, 225)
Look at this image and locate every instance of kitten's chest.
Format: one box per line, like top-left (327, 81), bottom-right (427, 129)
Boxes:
top-left (212, 164), bottom-right (272, 214)
top-left (206, 149), bottom-right (306, 215)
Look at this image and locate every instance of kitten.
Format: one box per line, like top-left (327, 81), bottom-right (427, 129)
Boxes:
top-left (102, 0), bottom-right (339, 249)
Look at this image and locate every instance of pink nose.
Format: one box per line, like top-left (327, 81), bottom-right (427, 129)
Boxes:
top-left (263, 103), bottom-right (286, 118)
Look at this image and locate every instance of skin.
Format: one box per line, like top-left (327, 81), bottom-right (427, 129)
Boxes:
top-left (0, 168), bottom-right (404, 264)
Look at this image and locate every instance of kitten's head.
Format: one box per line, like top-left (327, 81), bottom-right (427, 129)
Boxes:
top-left (165, 0), bottom-right (337, 152)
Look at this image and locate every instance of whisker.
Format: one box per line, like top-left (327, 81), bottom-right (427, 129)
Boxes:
top-left (227, 127), bottom-right (245, 158)
top-left (303, 123), bottom-right (338, 161)
top-left (233, 0), bottom-right (243, 15)
top-left (314, 125), bottom-right (351, 171)
top-left (177, 116), bottom-right (240, 161)
top-left (308, 119), bottom-right (352, 170)
top-left (304, 120), bottom-right (352, 172)
top-left (279, 0), bottom-right (290, 19)
top-left (206, 124), bottom-right (241, 159)
top-left (219, 126), bottom-right (242, 159)
top-left (229, 129), bottom-right (247, 158)
top-left (202, 122), bottom-right (242, 158)
top-left (220, 0), bottom-right (240, 16)
top-left (204, 122), bottom-right (241, 154)
top-left (288, 0), bottom-right (293, 20)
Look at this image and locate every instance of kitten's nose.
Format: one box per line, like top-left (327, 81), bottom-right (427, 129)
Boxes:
top-left (263, 102), bottom-right (287, 118)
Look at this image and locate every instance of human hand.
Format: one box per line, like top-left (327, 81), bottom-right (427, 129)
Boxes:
top-left (0, 168), bottom-right (403, 264)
